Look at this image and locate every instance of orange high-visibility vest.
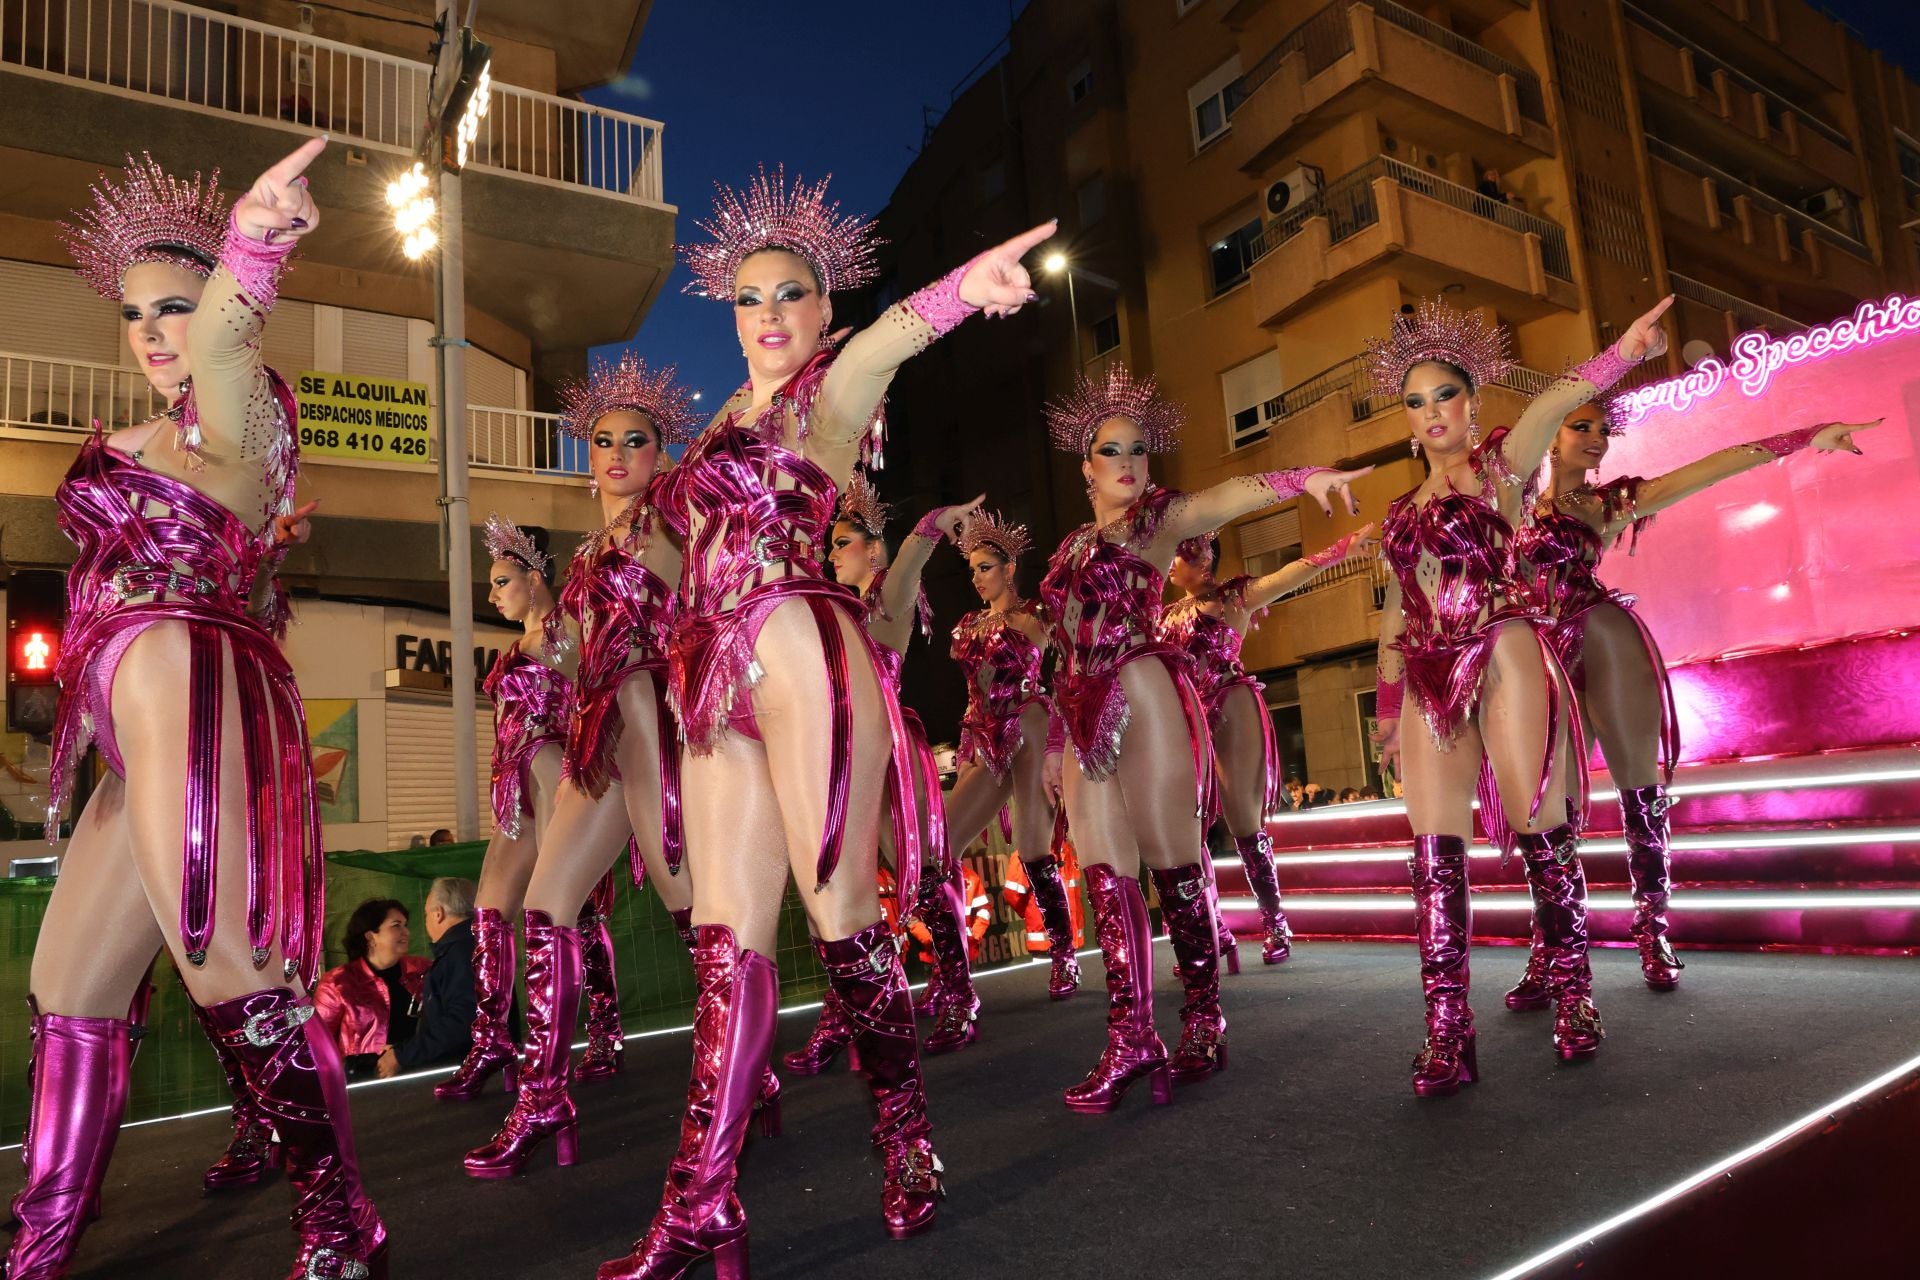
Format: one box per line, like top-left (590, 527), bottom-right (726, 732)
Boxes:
top-left (1000, 840), bottom-right (1085, 953)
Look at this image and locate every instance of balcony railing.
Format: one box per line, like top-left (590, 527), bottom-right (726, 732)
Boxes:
top-left (1244, 0), bottom-right (1547, 123)
top-left (0, 350), bottom-right (583, 478)
top-left (1235, 351), bottom-right (1558, 450)
top-left (0, 0), bottom-right (665, 204)
top-left (1645, 135), bottom-right (1868, 259)
top-left (1668, 272), bottom-right (1807, 334)
top-left (1246, 155), bottom-right (1574, 279)
top-left (1622, 5), bottom-right (1850, 150)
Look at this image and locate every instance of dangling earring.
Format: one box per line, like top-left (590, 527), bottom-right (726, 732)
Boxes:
top-left (1549, 445), bottom-right (1560, 464)
top-left (1410, 437), bottom-right (1420, 456)
top-left (1468, 419), bottom-right (1481, 448)
top-left (1084, 477), bottom-right (1098, 502)
top-left (588, 476), bottom-right (599, 498)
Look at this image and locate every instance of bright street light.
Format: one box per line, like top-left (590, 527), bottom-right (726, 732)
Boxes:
top-left (386, 161), bottom-right (437, 260)
top-left (1043, 252), bottom-right (1068, 274)
top-left (453, 59), bottom-right (492, 169)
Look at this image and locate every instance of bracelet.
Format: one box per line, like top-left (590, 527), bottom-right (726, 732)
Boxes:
top-left (221, 209), bottom-right (297, 311)
top-left (903, 256), bottom-right (981, 336)
top-left (1304, 530), bottom-right (1360, 569)
top-left (1571, 340), bottom-right (1636, 394)
top-left (1259, 467), bottom-right (1330, 504)
top-left (1045, 710), bottom-right (1065, 756)
top-left (1375, 674), bottom-right (1404, 716)
top-left (911, 506), bottom-right (949, 541)
top-left (1744, 425), bottom-right (1820, 458)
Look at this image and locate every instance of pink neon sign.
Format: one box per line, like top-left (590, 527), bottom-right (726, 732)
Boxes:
top-left (1616, 293), bottom-right (1920, 424)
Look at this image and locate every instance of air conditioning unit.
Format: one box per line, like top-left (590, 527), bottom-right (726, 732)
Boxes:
top-left (1265, 165), bottom-right (1324, 216)
top-left (1801, 188), bottom-right (1846, 218)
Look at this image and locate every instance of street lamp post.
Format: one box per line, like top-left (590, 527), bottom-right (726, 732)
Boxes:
top-left (1044, 252), bottom-right (1080, 368)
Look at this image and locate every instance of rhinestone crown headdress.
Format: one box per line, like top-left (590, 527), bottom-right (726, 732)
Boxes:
top-left (482, 513), bottom-right (551, 578)
top-left (836, 469), bottom-right (891, 537)
top-left (681, 165), bottom-right (882, 300)
top-left (1366, 298), bottom-right (1514, 400)
top-left (557, 352), bottom-right (700, 443)
top-left (957, 509), bottom-right (1032, 564)
top-left (1045, 363), bottom-right (1185, 455)
top-left (61, 154), bottom-right (229, 301)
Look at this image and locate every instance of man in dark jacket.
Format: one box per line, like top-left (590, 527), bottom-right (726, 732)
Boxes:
top-left (378, 877), bottom-right (480, 1077)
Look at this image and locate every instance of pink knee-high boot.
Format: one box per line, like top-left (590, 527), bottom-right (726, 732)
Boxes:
top-left (1150, 864), bottom-right (1228, 1083)
top-left (1064, 865), bottom-right (1172, 1114)
top-left (575, 903), bottom-right (625, 1083)
top-left (1234, 830), bottom-right (1293, 964)
top-left (435, 906), bottom-right (518, 1100)
top-left (1515, 825), bottom-right (1604, 1061)
top-left (917, 867), bottom-right (981, 1056)
top-left (1621, 784), bottom-right (1684, 990)
top-left (1410, 835), bottom-right (1478, 1097)
top-left (464, 910), bottom-right (582, 1178)
top-left (1022, 854), bottom-right (1082, 999)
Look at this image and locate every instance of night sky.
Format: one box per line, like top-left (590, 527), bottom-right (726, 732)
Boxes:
top-left (583, 0), bottom-right (1029, 416)
top-left (585, 0), bottom-right (1918, 414)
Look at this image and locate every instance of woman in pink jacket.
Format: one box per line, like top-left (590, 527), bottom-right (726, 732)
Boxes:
top-left (313, 899), bottom-right (431, 1077)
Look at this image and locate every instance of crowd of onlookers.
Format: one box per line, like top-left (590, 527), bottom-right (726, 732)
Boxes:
top-left (1278, 777), bottom-right (1387, 810)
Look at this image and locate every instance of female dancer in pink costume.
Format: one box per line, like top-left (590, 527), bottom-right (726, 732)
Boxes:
top-left (8, 140), bottom-right (387, 1280)
top-left (1370, 296), bottom-right (1672, 1096)
top-left (1502, 402), bottom-right (1881, 1004)
top-left (942, 509), bottom-right (1082, 999)
top-left (1164, 521), bottom-right (1377, 963)
top-left (432, 514), bottom-right (578, 1107)
top-left (463, 355), bottom-right (712, 1177)
top-left (785, 474), bottom-right (984, 1069)
top-left (594, 169), bottom-right (1050, 1279)
top-left (1038, 364), bottom-right (1368, 1111)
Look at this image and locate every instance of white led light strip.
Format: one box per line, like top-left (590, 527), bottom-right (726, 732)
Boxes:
top-left (1220, 892), bottom-right (1920, 912)
top-left (1213, 825), bottom-right (1920, 871)
top-left (1479, 1047), bottom-right (1920, 1280)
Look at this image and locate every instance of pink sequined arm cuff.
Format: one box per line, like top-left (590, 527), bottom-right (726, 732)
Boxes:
top-left (911, 506), bottom-right (951, 542)
top-left (1260, 467), bottom-right (1332, 503)
top-left (1745, 426), bottom-right (1820, 458)
top-left (1571, 340), bottom-right (1636, 393)
top-left (903, 256), bottom-right (982, 336)
top-left (1376, 673), bottom-right (1404, 717)
top-left (221, 209), bottom-right (297, 311)
top-left (1045, 708), bottom-right (1065, 755)
top-left (1304, 531), bottom-right (1360, 569)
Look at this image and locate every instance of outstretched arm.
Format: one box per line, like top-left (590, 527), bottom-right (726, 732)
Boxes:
top-left (1150, 466), bottom-right (1372, 559)
top-left (1503, 296), bottom-right (1673, 480)
top-left (809, 221), bottom-right (1055, 483)
top-left (879, 495), bottom-right (985, 624)
top-left (1371, 573), bottom-right (1408, 776)
top-left (1242, 523), bottom-right (1377, 612)
top-left (1598, 420), bottom-right (1880, 540)
top-left (184, 137), bottom-right (323, 462)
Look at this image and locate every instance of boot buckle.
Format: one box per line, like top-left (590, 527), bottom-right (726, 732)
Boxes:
top-left (244, 1003), bottom-right (314, 1047)
top-left (1174, 879), bottom-right (1204, 902)
top-left (305, 1247), bottom-right (370, 1280)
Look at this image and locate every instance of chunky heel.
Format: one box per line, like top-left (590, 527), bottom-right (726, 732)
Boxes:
top-left (503, 1062), bottom-right (519, 1095)
top-left (711, 1236), bottom-right (750, 1280)
top-left (365, 1241), bottom-right (392, 1280)
top-left (845, 1044), bottom-right (863, 1075)
top-left (1457, 1035), bottom-right (1478, 1085)
top-left (555, 1125), bottom-right (579, 1168)
top-left (755, 1099), bottom-right (782, 1139)
top-left (1149, 1065), bottom-right (1173, 1106)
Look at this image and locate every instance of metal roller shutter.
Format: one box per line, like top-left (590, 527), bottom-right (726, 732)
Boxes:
top-left (384, 698), bottom-right (495, 849)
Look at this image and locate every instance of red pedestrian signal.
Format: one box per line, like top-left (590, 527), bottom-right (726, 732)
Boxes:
top-left (7, 570), bottom-right (66, 734)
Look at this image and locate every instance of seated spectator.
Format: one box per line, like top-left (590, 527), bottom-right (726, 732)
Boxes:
top-left (1359, 786), bottom-right (1382, 801)
top-left (408, 833), bottom-right (428, 849)
top-left (1338, 787), bottom-right (1361, 804)
top-left (380, 877), bottom-right (482, 1079)
top-left (1302, 781), bottom-right (1326, 808)
top-left (1283, 778), bottom-right (1306, 811)
top-left (428, 828), bottom-right (456, 846)
top-left (314, 898), bottom-right (430, 1079)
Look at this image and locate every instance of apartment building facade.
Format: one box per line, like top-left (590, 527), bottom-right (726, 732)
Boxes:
top-left (872, 0), bottom-right (1920, 795)
top-left (0, 0), bottom-right (673, 849)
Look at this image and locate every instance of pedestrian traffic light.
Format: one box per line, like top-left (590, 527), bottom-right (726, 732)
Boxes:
top-left (6, 570), bottom-right (65, 735)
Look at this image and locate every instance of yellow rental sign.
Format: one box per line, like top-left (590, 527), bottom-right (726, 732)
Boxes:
top-left (296, 371), bottom-right (433, 463)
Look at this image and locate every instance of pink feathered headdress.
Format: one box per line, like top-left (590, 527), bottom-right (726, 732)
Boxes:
top-left (681, 165), bottom-right (882, 300)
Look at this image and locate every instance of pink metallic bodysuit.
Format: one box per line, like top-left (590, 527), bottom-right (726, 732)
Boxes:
top-left (1381, 430), bottom-right (1584, 845)
top-left (657, 347), bottom-right (923, 895)
top-left (1040, 486), bottom-right (1207, 788)
top-left (483, 611), bottom-right (574, 841)
top-left (47, 355), bottom-right (320, 980)
top-left (1514, 479), bottom-right (1678, 781)
top-left (560, 494), bottom-right (684, 874)
top-left (1161, 579), bottom-right (1279, 819)
top-left (950, 604), bottom-right (1050, 784)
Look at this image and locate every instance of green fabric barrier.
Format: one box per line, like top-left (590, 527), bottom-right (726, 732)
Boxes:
top-left (0, 828), bottom-right (1065, 1137)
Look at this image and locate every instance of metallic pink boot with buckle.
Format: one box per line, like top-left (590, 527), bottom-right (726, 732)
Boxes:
top-left (918, 867), bottom-right (981, 1056)
top-left (1150, 864), bottom-right (1228, 1083)
top-left (1622, 784), bottom-right (1684, 990)
top-left (1517, 825), bottom-right (1605, 1061)
top-left (436, 906), bottom-right (519, 1100)
top-left (576, 901), bottom-right (626, 1083)
top-left (202, 988), bottom-right (389, 1280)
top-left (1410, 836), bottom-right (1478, 1098)
top-left (1064, 865), bottom-right (1172, 1113)
top-left (1023, 854), bottom-right (1082, 999)
top-left (1503, 922), bottom-right (1553, 1011)
top-left (597, 924), bottom-right (774, 1280)
top-left (191, 996), bottom-right (284, 1189)
top-left (464, 910), bottom-right (583, 1178)
top-left (1235, 831), bottom-right (1293, 964)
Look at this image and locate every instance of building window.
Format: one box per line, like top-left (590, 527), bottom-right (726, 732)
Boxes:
top-left (1067, 60), bottom-right (1093, 105)
top-left (1221, 350), bottom-right (1285, 449)
top-left (1091, 312), bottom-right (1121, 356)
top-left (1208, 217), bottom-right (1263, 296)
top-left (1076, 175), bottom-right (1108, 227)
top-left (1239, 506), bottom-right (1301, 578)
top-left (1188, 56), bottom-right (1247, 153)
